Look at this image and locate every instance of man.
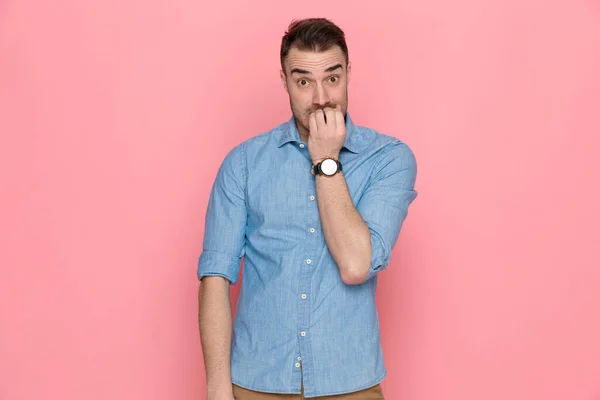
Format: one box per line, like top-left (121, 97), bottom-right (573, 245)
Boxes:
top-left (198, 18), bottom-right (418, 400)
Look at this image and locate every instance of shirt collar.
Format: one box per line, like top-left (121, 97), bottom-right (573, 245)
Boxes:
top-left (276, 112), bottom-right (362, 153)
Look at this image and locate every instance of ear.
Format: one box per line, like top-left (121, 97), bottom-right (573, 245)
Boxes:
top-left (346, 61), bottom-right (351, 84)
top-left (280, 69), bottom-right (288, 93)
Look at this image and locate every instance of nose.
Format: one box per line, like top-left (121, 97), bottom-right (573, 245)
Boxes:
top-left (312, 83), bottom-right (331, 107)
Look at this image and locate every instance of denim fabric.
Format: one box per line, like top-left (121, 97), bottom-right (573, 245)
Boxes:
top-left (197, 113), bottom-right (418, 398)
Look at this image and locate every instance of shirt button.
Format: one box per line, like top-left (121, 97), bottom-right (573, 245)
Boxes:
top-left (306, 259), bottom-right (312, 264)
top-left (300, 331), bottom-right (306, 336)
top-left (309, 228), bottom-right (315, 233)
top-left (309, 195), bottom-right (315, 201)
top-left (301, 294), bottom-right (307, 299)
top-left (299, 143), bottom-right (305, 148)
top-left (295, 362), bottom-right (301, 368)
top-left (298, 356), bottom-right (302, 361)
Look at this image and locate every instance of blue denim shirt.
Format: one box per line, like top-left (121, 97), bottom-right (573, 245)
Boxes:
top-left (197, 113), bottom-right (418, 397)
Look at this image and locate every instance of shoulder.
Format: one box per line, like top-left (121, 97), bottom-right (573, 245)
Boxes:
top-left (225, 119), bottom-right (288, 158)
top-left (354, 124), bottom-right (417, 168)
top-left (216, 120), bottom-right (289, 180)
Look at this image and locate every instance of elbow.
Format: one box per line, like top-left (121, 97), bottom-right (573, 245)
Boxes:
top-left (340, 261), bottom-right (370, 285)
top-left (341, 273), bottom-right (368, 285)
top-left (339, 237), bottom-right (373, 285)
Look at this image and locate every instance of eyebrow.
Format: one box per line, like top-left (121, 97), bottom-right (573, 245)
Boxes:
top-left (290, 63), bottom-right (343, 75)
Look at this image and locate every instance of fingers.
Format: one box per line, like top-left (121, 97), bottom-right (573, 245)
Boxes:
top-left (324, 107), bottom-right (337, 130)
top-left (335, 106), bottom-right (344, 129)
top-left (309, 112), bottom-right (318, 134)
top-left (315, 109), bottom-right (327, 133)
top-left (311, 106), bottom-right (344, 135)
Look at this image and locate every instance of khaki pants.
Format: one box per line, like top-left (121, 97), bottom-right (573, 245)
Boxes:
top-left (232, 382), bottom-right (385, 400)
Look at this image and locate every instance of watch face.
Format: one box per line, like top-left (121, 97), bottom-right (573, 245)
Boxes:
top-left (320, 158), bottom-right (338, 176)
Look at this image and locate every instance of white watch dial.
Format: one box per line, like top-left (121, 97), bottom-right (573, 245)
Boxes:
top-left (320, 159), bottom-right (338, 175)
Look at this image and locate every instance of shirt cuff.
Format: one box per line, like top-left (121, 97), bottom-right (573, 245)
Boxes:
top-left (365, 233), bottom-right (391, 281)
top-left (197, 250), bottom-right (242, 284)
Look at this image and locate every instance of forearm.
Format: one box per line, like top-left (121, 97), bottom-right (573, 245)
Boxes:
top-left (198, 276), bottom-right (234, 397)
top-left (315, 172), bottom-right (372, 284)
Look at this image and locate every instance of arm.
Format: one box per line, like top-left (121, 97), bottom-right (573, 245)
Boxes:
top-left (198, 277), bottom-right (234, 399)
top-left (315, 172), bottom-right (372, 284)
top-left (196, 143), bottom-right (247, 398)
top-left (316, 142), bottom-right (418, 285)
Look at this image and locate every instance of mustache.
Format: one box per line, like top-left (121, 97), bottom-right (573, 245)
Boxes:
top-left (309, 104), bottom-right (337, 112)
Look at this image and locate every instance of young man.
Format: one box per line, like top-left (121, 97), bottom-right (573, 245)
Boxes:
top-left (198, 18), bottom-right (418, 400)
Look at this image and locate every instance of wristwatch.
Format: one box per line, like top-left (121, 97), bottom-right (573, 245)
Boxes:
top-left (312, 158), bottom-right (342, 177)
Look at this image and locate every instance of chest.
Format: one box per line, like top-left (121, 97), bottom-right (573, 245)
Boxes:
top-left (245, 148), bottom-right (372, 229)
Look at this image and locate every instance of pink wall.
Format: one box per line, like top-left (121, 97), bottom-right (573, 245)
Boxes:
top-left (1, 1), bottom-right (599, 399)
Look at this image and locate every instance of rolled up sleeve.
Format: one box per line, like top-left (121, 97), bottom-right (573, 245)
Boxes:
top-left (356, 141), bottom-right (418, 281)
top-left (197, 143), bottom-right (247, 284)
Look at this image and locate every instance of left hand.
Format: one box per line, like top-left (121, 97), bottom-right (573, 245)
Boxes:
top-left (308, 104), bottom-right (346, 164)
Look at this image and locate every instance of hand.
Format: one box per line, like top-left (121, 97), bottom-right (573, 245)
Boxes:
top-left (308, 104), bottom-right (346, 164)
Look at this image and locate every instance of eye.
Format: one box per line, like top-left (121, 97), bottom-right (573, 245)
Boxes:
top-left (329, 76), bottom-right (339, 83)
top-left (298, 79), bottom-right (309, 86)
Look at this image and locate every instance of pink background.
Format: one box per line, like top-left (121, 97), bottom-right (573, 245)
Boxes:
top-left (1, 0), bottom-right (599, 399)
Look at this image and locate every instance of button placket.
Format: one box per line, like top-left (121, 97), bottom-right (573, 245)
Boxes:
top-left (296, 173), bottom-right (321, 392)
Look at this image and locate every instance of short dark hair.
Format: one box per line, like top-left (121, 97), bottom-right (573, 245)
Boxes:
top-left (280, 18), bottom-right (349, 72)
